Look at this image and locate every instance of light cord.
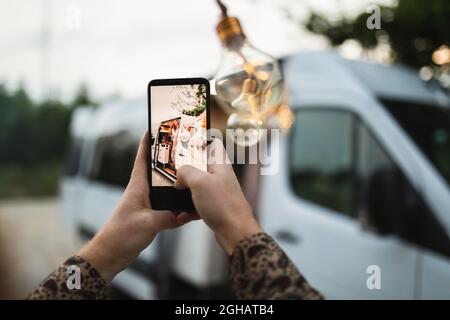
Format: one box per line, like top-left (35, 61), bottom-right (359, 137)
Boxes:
top-left (215, 0), bottom-right (228, 17)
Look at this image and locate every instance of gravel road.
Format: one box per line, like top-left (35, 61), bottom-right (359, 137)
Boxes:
top-left (0, 198), bottom-right (78, 299)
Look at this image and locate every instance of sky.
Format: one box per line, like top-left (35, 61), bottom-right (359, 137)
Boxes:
top-left (150, 85), bottom-right (185, 135)
top-left (0, 0), bottom-right (392, 102)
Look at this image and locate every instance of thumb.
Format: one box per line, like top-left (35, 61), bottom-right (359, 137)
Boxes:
top-left (207, 138), bottom-right (232, 175)
top-left (148, 211), bottom-right (181, 232)
top-left (174, 165), bottom-right (208, 190)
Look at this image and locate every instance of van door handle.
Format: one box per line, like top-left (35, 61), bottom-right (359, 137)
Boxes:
top-left (274, 230), bottom-right (300, 244)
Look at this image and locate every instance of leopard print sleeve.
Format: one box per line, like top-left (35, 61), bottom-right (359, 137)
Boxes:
top-left (229, 232), bottom-right (323, 300)
top-left (27, 255), bottom-right (108, 300)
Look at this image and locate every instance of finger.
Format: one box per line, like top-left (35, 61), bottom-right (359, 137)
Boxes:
top-left (176, 212), bottom-right (201, 224)
top-left (129, 131), bottom-right (149, 190)
top-left (150, 211), bottom-right (181, 232)
top-left (133, 131), bottom-right (149, 175)
top-left (174, 164), bottom-right (208, 190)
top-left (207, 138), bottom-right (232, 174)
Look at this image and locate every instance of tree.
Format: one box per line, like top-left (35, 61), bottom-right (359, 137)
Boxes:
top-left (170, 85), bottom-right (206, 117)
top-left (303, 0), bottom-right (449, 72)
top-left (0, 83), bottom-right (94, 197)
top-left (0, 84), bottom-right (34, 164)
top-left (0, 84), bottom-right (78, 166)
top-left (71, 83), bottom-right (96, 109)
top-left (30, 99), bottom-right (72, 164)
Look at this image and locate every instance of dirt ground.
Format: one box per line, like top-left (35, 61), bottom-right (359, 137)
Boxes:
top-left (0, 198), bottom-right (78, 299)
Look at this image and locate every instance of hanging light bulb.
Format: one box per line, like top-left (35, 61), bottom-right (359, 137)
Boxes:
top-left (212, 1), bottom-right (291, 146)
top-left (231, 77), bottom-right (259, 113)
top-left (227, 112), bottom-right (264, 147)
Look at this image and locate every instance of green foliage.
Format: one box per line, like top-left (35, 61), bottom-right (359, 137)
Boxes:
top-left (195, 83), bottom-right (207, 101)
top-left (0, 83), bottom-right (96, 197)
top-left (71, 83), bottom-right (96, 108)
top-left (182, 84), bottom-right (207, 117)
top-left (305, 0), bottom-right (450, 68)
top-left (182, 100), bottom-right (206, 117)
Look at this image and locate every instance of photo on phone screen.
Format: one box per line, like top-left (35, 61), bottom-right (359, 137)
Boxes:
top-left (150, 84), bottom-right (207, 186)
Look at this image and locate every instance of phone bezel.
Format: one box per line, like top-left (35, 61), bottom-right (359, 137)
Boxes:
top-left (147, 77), bottom-right (210, 210)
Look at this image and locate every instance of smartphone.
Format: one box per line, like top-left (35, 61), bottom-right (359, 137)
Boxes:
top-left (147, 78), bottom-right (210, 210)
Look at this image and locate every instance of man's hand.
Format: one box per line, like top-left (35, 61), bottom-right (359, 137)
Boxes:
top-left (174, 139), bottom-right (262, 255)
top-left (77, 132), bottom-right (196, 283)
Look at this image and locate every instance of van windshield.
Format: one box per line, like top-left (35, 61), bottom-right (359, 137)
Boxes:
top-left (381, 99), bottom-right (450, 187)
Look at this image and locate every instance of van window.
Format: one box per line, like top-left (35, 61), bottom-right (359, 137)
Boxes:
top-left (355, 121), bottom-right (395, 209)
top-left (355, 121), bottom-right (408, 235)
top-left (357, 121), bottom-right (450, 257)
top-left (89, 131), bottom-right (137, 187)
top-left (63, 137), bottom-right (83, 177)
top-left (381, 99), bottom-right (450, 187)
top-left (290, 110), bottom-right (355, 217)
top-left (290, 108), bottom-right (450, 256)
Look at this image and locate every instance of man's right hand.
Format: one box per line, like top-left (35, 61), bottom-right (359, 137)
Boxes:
top-left (174, 139), bottom-right (262, 255)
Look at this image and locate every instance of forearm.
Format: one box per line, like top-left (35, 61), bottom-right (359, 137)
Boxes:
top-left (27, 256), bottom-right (108, 300)
top-left (228, 232), bottom-right (323, 300)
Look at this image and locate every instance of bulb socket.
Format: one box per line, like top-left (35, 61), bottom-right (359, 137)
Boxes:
top-left (216, 16), bottom-right (245, 43)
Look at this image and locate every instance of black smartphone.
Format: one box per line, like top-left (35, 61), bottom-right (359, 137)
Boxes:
top-left (147, 78), bottom-right (210, 210)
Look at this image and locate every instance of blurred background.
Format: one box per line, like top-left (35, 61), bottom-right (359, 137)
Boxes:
top-left (0, 0), bottom-right (449, 299)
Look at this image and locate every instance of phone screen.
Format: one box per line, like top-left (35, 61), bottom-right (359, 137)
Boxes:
top-left (150, 84), bottom-right (208, 186)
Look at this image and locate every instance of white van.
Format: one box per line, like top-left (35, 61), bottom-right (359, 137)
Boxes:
top-left (255, 52), bottom-right (450, 299)
top-left (61, 52), bottom-right (450, 299)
